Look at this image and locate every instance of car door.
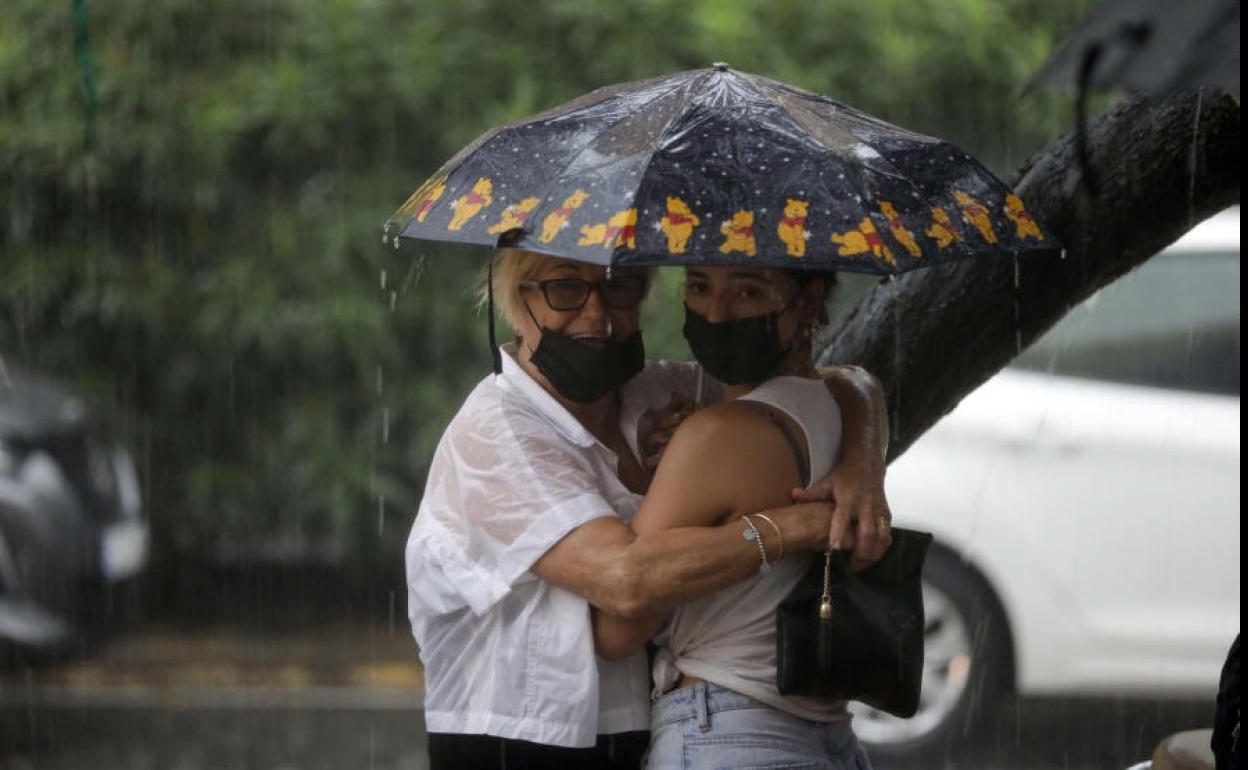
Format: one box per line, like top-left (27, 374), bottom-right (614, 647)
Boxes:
top-left (1004, 234), bottom-right (1241, 687)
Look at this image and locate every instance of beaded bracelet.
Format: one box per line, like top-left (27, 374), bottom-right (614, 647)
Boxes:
top-left (741, 515), bottom-right (771, 574)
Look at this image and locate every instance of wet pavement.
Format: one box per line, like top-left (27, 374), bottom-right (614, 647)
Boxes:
top-left (1, 622), bottom-right (427, 770)
top-left (0, 624), bottom-right (1215, 770)
top-left (2, 706), bottom-right (429, 770)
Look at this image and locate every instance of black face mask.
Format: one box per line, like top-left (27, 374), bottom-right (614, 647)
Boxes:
top-left (528, 326), bottom-right (646, 404)
top-left (682, 304), bottom-right (793, 386)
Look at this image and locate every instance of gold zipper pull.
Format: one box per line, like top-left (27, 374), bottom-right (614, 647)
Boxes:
top-left (819, 550), bottom-right (833, 619)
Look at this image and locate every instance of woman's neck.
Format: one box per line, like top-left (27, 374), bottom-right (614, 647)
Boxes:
top-left (722, 382), bottom-right (758, 400)
top-left (568, 397), bottom-right (621, 443)
top-left (721, 347), bottom-right (817, 401)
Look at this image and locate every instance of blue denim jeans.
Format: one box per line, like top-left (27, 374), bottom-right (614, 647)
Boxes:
top-left (647, 682), bottom-right (873, 770)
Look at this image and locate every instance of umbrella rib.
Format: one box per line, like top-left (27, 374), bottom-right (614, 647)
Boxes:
top-left (744, 71), bottom-right (933, 140)
top-left (539, 72), bottom-right (704, 202)
top-left (504, 72), bottom-right (686, 132)
top-left (612, 71), bottom-right (716, 234)
top-left (740, 74), bottom-right (919, 187)
top-left (781, 105), bottom-right (931, 211)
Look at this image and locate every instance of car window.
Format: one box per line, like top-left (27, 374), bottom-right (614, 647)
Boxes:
top-left (1012, 248), bottom-right (1241, 396)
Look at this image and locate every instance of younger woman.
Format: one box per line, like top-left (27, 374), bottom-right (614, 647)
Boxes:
top-left (594, 265), bottom-right (875, 769)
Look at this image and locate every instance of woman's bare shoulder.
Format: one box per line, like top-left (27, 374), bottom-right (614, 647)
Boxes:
top-left (662, 401), bottom-right (795, 476)
top-left (639, 400), bottom-right (798, 529)
top-left (648, 400), bottom-right (802, 521)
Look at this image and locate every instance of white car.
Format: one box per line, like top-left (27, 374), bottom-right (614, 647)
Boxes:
top-left (857, 207), bottom-right (1241, 755)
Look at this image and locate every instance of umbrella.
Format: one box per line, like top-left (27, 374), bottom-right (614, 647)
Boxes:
top-left (386, 65), bottom-right (1054, 276)
top-left (1028, 0), bottom-right (1240, 99)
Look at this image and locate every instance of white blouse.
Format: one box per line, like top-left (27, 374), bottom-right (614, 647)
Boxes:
top-left (405, 343), bottom-right (702, 748)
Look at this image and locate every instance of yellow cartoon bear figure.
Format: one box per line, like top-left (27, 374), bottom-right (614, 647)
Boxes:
top-left (953, 190), bottom-right (997, 244)
top-left (830, 217), bottom-right (896, 267)
top-left (877, 201), bottom-right (922, 258)
top-left (394, 175), bottom-right (447, 224)
top-left (416, 182), bottom-right (446, 223)
top-left (719, 211), bottom-right (757, 257)
top-left (660, 197), bottom-right (700, 254)
top-left (447, 178), bottom-right (494, 231)
top-left (578, 209), bottom-right (638, 250)
top-left (539, 190), bottom-right (589, 244)
top-left (776, 199), bottom-right (810, 258)
top-left (925, 207), bottom-right (962, 249)
top-left (1004, 194), bottom-right (1044, 240)
top-left (487, 197), bottom-right (542, 235)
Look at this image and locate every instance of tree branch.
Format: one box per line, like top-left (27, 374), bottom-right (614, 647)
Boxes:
top-left (817, 90), bottom-right (1241, 461)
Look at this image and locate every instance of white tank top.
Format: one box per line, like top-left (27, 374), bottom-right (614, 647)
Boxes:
top-left (651, 376), bottom-right (848, 722)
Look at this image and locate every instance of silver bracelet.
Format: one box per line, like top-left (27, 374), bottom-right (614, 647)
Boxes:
top-left (741, 515), bottom-right (771, 574)
top-left (753, 512), bottom-right (785, 561)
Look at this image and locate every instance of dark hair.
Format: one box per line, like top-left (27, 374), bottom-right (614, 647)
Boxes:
top-left (788, 269), bottom-right (838, 291)
top-left (786, 269), bottom-right (837, 324)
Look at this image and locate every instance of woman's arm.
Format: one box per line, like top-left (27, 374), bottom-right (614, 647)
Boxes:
top-left (639, 365), bottom-right (893, 564)
top-left (532, 486), bottom-right (830, 618)
top-left (529, 404), bottom-right (828, 616)
top-left (584, 404), bottom-right (813, 658)
top-left (430, 390), bottom-right (831, 630)
top-left (536, 367), bottom-right (889, 656)
top-left (802, 365), bottom-right (893, 569)
top-left (529, 396), bottom-right (831, 627)
top-left (588, 368), bottom-right (892, 656)
top-left (536, 497), bottom-right (830, 659)
top-left (561, 367), bottom-right (888, 652)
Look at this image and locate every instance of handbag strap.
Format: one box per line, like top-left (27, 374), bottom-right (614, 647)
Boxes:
top-left (738, 400), bottom-right (810, 487)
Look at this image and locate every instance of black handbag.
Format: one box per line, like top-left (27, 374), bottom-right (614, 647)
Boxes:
top-left (775, 527), bottom-right (933, 717)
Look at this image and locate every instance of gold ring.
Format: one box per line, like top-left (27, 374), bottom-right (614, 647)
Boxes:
top-left (877, 515), bottom-right (890, 530)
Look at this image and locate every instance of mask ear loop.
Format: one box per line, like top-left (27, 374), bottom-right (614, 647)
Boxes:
top-left (488, 252), bottom-right (502, 375)
top-left (517, 280), bottom-right (548, 357)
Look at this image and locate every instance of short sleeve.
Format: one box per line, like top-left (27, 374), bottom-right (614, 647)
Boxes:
top-left (406, 397), bottom-right (617, 617)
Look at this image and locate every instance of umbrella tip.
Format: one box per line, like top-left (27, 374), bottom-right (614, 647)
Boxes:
top-left (712, 62), bottom-right (731, 72)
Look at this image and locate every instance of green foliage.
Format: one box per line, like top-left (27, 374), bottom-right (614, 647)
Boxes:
top-left (1, 0), bottom-right (1090, 574)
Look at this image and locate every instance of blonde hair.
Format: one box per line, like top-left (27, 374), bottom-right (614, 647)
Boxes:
top-left (475, 248), bottom-right (551, 334)
top-left (476, 248), bottom-right (656, 334)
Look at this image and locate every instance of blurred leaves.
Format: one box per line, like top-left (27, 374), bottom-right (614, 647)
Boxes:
top-left (1, 0), bottom-right (1089, 571)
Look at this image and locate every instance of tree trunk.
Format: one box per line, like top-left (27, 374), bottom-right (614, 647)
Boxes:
top-left (817, 90), bottom-right (1241, 461)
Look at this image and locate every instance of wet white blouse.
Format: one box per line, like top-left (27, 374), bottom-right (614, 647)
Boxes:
top-left (405, 343), bottom-right (703, 748)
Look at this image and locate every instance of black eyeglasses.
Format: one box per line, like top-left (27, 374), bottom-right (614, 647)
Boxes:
top-left (521, 276), bottom-right (648, 311)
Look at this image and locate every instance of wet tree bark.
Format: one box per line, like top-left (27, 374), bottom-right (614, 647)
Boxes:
top-left (817, 90), bottom-right (1241, 461)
